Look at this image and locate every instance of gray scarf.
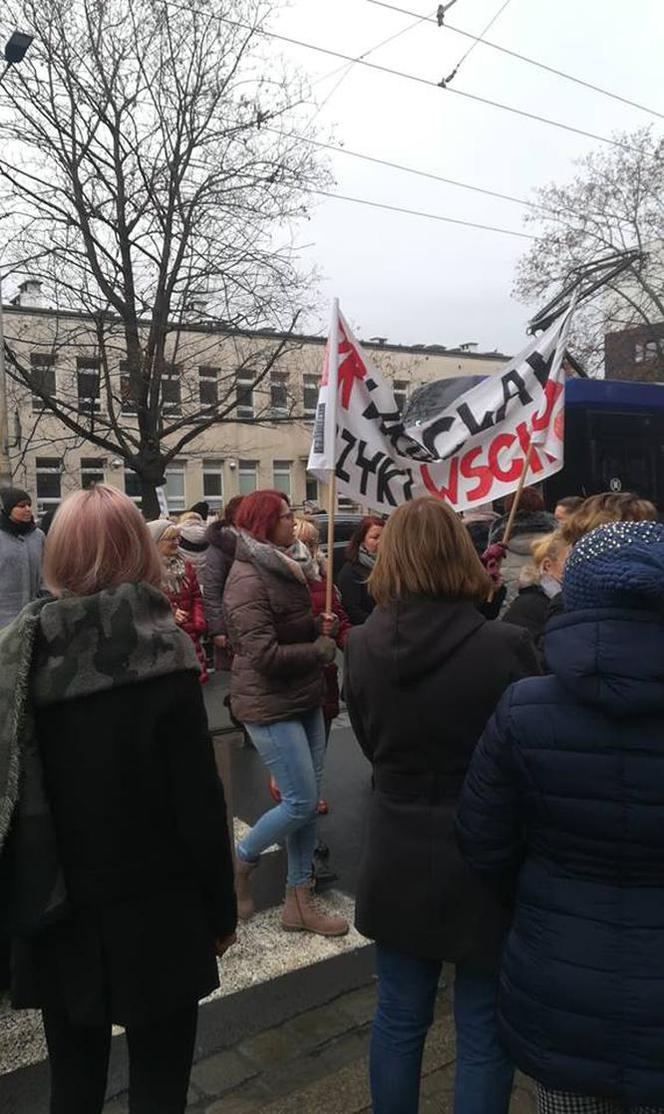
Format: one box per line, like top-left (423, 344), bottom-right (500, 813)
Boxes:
top-left (358, 546), bottom-right (377, 572)
top-left (0, 582), bottom-right (198, 935)
top-left (238, 530), bottom-right (306, 584)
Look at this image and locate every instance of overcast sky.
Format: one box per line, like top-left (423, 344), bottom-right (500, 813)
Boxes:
top-left (272, 0), bottom-right (664, 354)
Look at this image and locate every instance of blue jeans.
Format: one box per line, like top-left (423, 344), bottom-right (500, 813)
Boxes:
top-left (237, 708), bottom-right (326, 887)
top-left (370, 946), bottom-right (514, 1114)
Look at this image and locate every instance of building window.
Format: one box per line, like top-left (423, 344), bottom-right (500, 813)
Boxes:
top-left (80, 457), bottom-right (104, 489)
top-left (77, 357), bottom-right (101, 414)
top-left (238, 460), bottom-right (257, 495)
top-left (236, 377), bottom-right (254, 419)
top-left (161, 365), bottom-right (181, 416)
top-left (119, 361), bottom-right (137, 414)
top-left (124, 469), bottom-right (142, 504)
top-left (305, 476), bottom-right (319, 506)
top-left (270, 372), bottom-right (288, 414)
top-left (303, 375), bottom-right (319, 416)
top-left (393, 380), bottom-right (409, 413)
top-left (203, 459), bottom-right (224, 510)
top-left (30, 353), bottom-right (56, 413)
top-left (165, 462), bottom-right (186, 512)
top-left (199, 366), bottom-right (219, 407)
top-left (273, 460), bottom-right (291, 498)
top-left (35, 457), bottom-right (61, 511)
top-left (635, 340), bottom-right (659, 363)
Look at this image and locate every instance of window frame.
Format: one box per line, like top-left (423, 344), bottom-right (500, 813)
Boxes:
top-left (80, 457), bottom-right (105, 489)
top-left (272, 459), bottom-right (292, 498)
top-left (236, 377), bottom-right (255, 420)
top-left (303, 374), bottom-right (319, 416)
top-left (238, 459), bottom-right (258, 495)
top-left (202, 459), bottom-right (224, 510)
top-left (35, 456), bottom-right (62, 511)
top-left (30, 352), bottom-right (56, 413)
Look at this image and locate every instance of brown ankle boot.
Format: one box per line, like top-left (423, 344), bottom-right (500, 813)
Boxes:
top-left (235, 855), bottom-right (258, 921)
top-left (281, 883), bottom-right (349, 937)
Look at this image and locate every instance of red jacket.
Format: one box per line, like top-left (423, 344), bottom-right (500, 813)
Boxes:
top-left (165, 561), bottom-right (208, 684)
top-left (307, 576), bottom-right (352, 721)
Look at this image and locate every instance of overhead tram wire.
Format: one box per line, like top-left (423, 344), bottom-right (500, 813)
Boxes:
top-left (308, 188), bottom-right (535, 238)
top-left (161, 0), bottom-right (654, 156)
top-left (367, 0), bottom-right (664, 122)
top-left (440, 0), bottom-right (514, 87)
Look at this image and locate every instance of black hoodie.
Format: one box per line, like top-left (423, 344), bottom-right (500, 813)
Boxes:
top-left (344, 596), bottom-right (538, 963)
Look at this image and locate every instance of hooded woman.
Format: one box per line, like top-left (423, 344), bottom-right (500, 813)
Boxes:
top-left (0, 485), bottom-right (235, 1114)
top-left (337, 516), bottom-right (384, 626)
top-left (0, 488), bottom-right (44, 630)
top-left (458, 520), bottom-right (664, 1114)
top-left (343, 497), bottom-right (539, 1114)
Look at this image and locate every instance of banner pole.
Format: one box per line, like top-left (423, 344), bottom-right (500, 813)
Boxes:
top-left (324, 298), bottom-right (340, 617)
top-left (502, 442), bottom-right (535, 546)
top-left (325, 471), bottom-right (337, 616)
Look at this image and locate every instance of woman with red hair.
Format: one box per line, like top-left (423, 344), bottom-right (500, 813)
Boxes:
top-left (222, 490), bottom-right (349, 938)
top-left (337, 516), bottom-right (384, 626)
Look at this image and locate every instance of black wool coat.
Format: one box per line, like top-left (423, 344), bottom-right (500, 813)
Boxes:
top-left (10, 671), bottom-right (236, 1027)
top-left (337, 561), bottom-right (374, 626)
top-left (344, 597), bottom-right (539, 967)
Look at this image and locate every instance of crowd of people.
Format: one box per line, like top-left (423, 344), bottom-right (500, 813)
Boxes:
top-left (0, 478), bottom-right (663, 1114)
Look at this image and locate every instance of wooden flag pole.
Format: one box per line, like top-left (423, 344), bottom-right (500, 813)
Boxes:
top-left (502, 442), bottom-right (536, 546)
top-left (325, 470), bottom-right (337, 616)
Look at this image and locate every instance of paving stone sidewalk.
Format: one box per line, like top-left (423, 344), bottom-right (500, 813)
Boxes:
top-left (103, 979), bottom-right (536, 1114)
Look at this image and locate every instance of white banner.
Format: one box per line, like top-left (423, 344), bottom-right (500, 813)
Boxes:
top-left (307, 305), bottom-right (574, 514)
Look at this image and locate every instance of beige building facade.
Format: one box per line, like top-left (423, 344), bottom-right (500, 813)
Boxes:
top-left (2, 300), bottom-right (510, 516)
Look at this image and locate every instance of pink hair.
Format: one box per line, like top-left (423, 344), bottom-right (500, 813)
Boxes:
top-left (44, 484), bottom-right (163, 596)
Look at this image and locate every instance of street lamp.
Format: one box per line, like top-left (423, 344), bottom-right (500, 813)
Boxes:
top-left (0, 29), bottom-right (34, 484)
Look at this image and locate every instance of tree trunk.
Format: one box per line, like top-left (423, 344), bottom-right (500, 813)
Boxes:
top-left (140, 475), bottom-right (162, 520)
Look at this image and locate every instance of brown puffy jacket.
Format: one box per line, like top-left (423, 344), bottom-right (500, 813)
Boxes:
top-left (222, 534), bottom-right (324, 725)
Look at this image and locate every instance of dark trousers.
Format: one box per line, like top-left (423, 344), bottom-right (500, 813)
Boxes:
top-left (43, 1000), bottom-right (199, 1114)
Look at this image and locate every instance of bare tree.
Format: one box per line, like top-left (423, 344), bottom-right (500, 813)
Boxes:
top-left (514, 127), bottom-right (664, 376)
top-left (0, 0), bottom-right (329, 515)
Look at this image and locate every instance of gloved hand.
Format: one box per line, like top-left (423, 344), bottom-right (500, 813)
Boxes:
top-left (313, 635), bottom-right (337, 664)
top-left (316, 612), bottom-right (339, 639)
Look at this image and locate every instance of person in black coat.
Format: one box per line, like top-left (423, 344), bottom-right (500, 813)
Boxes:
top-left (203, 496), bottom-right (244, 654)
top-left (0, 485), bottom-right (236, 1114)
top-left (457, 520), bottom-right (664, 1114)
top-left (337, 515), bottom-right (384, 625)
top-left (343, 497), bottom-right (539, 1114)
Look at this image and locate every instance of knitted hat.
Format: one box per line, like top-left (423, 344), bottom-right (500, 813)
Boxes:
top-left (1, 487), bottom-right (31, 515)
top-left (146, 518), bottom-right (179, 545)
top-left (189, 501), bottom-right (210, 520)
top-left (563, 520), bottom-right (664, 612)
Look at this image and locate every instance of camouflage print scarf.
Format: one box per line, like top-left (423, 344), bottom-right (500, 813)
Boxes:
top-left (0, 582), bottom-right (199, 935)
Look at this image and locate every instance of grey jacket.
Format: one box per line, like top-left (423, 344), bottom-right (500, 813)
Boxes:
top-left (0, 523), bottom-right (44, 630)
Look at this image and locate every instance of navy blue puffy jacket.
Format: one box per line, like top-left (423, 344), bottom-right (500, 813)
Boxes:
top-left (457, 607), bottom-right (664, 1106)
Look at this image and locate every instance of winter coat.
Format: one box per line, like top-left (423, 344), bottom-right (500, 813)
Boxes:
top-left (9, 668), bottom-right (236, 1027)
top-left (223, 534), bottom-right (325, 725)
top-left (164, 562), bottom-right (208, 683)
top-left (502, 584), bottom-right (551, 643)
top-left (203, 522), bottom-right (237, 637)
top-left (343, 598), bottom-right (539, 965)
top-left (0, 518), bottom-right (44, 630)
top-left (307, 576), bottom-right (352, 721)
top-left (456, 608), bottom-right (664, 1107)
top-left (337, 560), bottom-right (374, 626)
top-left (489, 511), bottom-right (556, 608)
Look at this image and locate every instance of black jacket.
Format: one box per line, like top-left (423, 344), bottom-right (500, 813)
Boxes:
top-left (203, 522), bottom-right (238, 636)
top-left (337, 560), bottom-right (374, 625)
top-left (344, 598), bottom-right (539, 966)
top-left (502, 584), bottom-right (551, 641)
top-left (10, 671), bottom-right (236, 1026)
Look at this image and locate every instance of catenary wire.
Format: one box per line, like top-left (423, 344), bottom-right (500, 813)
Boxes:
top-left (160, 0), bottom-right (653, 155)
top-left (441, 0), bottom-right (514, 86)
top-left (308, 188), bottom-right (535, 237)
top-left (367, 0), bottom-right (664, 121)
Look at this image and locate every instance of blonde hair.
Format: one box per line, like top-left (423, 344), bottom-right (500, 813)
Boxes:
top-left (369, 497), bottom-right (492, 606)
top-left (44, 484), bottom-right (163, 596)
top-left (530, 531), bottom-right (568, 570)
top-left (561, 492), bottom-right (657, 546)
top-left (293, 517), bottom-right (320, 549)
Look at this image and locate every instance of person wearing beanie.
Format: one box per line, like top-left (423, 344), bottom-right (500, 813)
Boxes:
top-left (147, 519), bottom-right (208, 683)
top-left (178, 516), bottom-right (209, 581)
top-left (188, 501), bottom-right (210, 522)
top-left (457, 521), bottom-right (664, 1113)
top-left (0, 488), bottom-right (45, 630)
